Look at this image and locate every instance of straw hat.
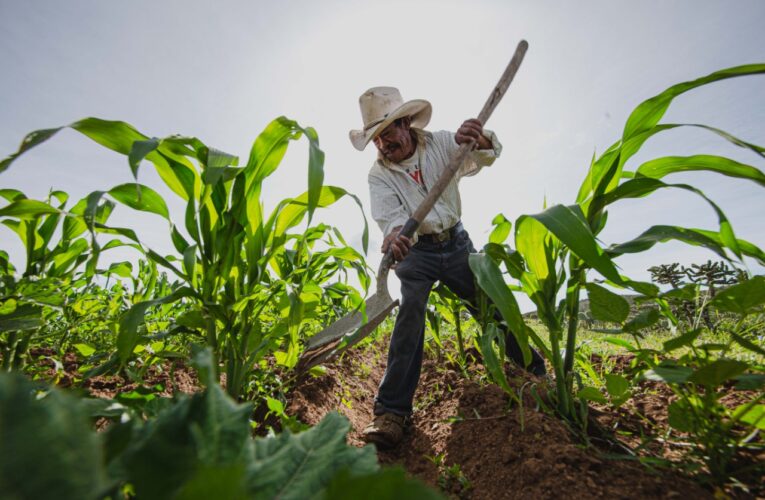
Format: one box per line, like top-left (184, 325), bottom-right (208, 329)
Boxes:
top-left (349, 87), bottom-right (432, 151)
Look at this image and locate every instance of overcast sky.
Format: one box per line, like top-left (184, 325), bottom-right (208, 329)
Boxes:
top-left (1, 1), bottom-right (763, 308)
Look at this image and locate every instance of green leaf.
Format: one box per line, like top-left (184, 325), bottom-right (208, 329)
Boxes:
top-left (0, 303), bottom-right (44, 331)
top-left (469, 253), bottom-right (531, 366)
top-left (250, 412), bottom-right (378, 499)
top-left (694, 229), bottom-right (765, 266)
top-left (0, 127), bottom-right (63, 174)
top-left (643, 365), bottom-right (692, 384)
top-left (623, 308), bottom-right (660, 333)
top-left (688, 359), bottom-right (748, 387)
top-left (303, 126), bottom-right (325, 224)
top-left (0, 299), bottom-right (17, 315)
top-left (585, 283), bottom-right (630, 323)
top-left (266, 397), bottom-right (285, 415)
top-left (603, 337), bottom-right (637, 350)
top-left (108, 183), bottom-right (170, 219)
top-left (734, 374), bottom-right (765, 391)
top-left (477, 322), bottom-right (513, 394)
top-left (730, 333), bottom-right (765, 357)
top-left (322, 467), bottom-right (443, 500)
top-left (73, 344), bottom-right (96, 357)
top-left (710, 276), bottom-right (765, 316)
top-left (489, 214), bottom-right (511, 244)
top-left (604, 374), bottom-right (630, 398)
top-left (608, 225), bottom-right (728, 261)
top-left (0, 199), bottom-right (59, 219)
top-left (577, 386), bottom-right (607, 404)
top-left (526, 204), bottom-right (621, 284)
top-left (128, 138), bottom-right (160, 179)
top-left (118, 381), bottom-right (255, 499)
top-left (0, 373), bottom-right (107, 500)
top-left (667, 400), bottom-right (695, 432)
top-left (117, 287), bottom-right (196, 365)
top-left (622, 63), bottom-right (765, 141)
top-left (733, 404), bottom-right (765, 430)
top-left (662, 329), bottom-right (702, 352)
top-left (599, 178), bottom-right (742, 260)
top-left (636, 155), bottom-right (765, 188)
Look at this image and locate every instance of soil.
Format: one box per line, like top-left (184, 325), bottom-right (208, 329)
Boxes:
top-left (288, 337), bottom-right (762, 499)
top-left (28, 347), bottom-right (200, 399)
top-left (23, 342), bottom-right (763, 499)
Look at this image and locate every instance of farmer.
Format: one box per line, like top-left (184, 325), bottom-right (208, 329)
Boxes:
top-left (350, 87), bottom-right (546, 448)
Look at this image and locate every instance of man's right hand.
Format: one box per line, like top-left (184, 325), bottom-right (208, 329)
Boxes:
top-left (382, 226), bottom-right (413, 262)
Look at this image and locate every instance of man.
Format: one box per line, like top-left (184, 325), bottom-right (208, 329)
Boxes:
top-left (350, 87), bottom-right (546, 448)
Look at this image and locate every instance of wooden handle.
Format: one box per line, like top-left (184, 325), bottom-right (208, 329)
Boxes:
top-left (377, 41), bottom-right (528, 285)
top-left (406, 39), bottom-right (528, 234)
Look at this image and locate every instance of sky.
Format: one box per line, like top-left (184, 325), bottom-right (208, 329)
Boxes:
top-left (1, 1), bottom-right (764, 309)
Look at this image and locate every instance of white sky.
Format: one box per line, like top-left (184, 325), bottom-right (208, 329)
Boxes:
top-left (1, 1), bottom-right (764, 310)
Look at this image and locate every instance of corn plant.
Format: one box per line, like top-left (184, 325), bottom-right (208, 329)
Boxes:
top-left (1, 116), bottom-right (370, 399)
top-left (470, 63), bottom-right (765, 423)
top-left (0, 192), bottom-right (87, 369)
top-left (425, 284), bottom-right (474, 367)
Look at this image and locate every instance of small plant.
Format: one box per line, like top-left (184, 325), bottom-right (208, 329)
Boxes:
top-left (426, 453), bottom-right (472, 498)
top-left (623, 277), bottom-right (765, 486)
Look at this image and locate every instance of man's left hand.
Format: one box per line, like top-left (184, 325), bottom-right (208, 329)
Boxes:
top-left (455, 118), bottom-right (492, 150)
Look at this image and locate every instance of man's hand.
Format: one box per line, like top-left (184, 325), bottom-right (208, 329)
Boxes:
top-left (382, 226), bottom-right (413, 262)
top-left (455, 118), bottom-right (492, 150)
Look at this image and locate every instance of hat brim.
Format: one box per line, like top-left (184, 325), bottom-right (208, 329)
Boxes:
top-left (349, 99), bottom-right (432, 151)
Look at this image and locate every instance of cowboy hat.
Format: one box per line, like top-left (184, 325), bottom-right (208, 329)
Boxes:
top-left (349, 87), bottom-right (432, 151)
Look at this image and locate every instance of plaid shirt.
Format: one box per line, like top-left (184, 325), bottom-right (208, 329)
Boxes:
top-left (368, 129), bottom-right (502, 238)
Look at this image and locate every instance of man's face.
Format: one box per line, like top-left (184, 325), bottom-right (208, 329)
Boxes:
top-left (373, 117), bottom-right (415, 163)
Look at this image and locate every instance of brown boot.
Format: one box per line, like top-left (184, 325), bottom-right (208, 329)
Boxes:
top-left (362, 412), bottom-right (407, 449)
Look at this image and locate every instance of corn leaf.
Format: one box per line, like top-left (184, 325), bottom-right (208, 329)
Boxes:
top-left (635, 155), bottom-right (765, 188)
top-left (108, 183), bottom-right (170, 219)
top-left (469, 253), bottom-right (531, 366)
top-left (117, 287), bottom-right (196, 365)
top-left (0, 199), bottom-right (59, 219)
top-left (622, 63), bottom-right (765, 141)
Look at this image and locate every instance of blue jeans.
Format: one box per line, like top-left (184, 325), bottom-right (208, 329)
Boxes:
top-left (374, 227), bottom-right (546, 416)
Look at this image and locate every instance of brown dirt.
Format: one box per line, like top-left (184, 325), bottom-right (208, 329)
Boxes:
top-left (28, 347), bottom-right (200, 398)
top-left (288, 338), bottom-right (719, 500)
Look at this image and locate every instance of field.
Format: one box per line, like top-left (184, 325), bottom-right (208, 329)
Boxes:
top-left (1, 65), bottom-right (764, 499)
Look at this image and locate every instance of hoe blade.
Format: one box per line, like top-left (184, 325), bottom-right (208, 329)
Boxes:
top-left (298, 291), bottom-right (398, 371)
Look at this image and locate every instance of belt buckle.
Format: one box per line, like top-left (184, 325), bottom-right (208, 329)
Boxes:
top-left (436, 230), bottom-right (450, 242)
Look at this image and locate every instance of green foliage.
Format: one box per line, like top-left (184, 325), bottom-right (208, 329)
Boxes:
top-left (0, 349), bottom-right (439, 499)
top-left (425, 285), bottom-right (475, 368)
top-left (470, 62), bottom-right (765, 437)
top-left (0, 116), bottom-right (371, 399)
top-left (323, 467), bottom-right (444, 500)
top-left (0, 373), bottom-right (107, 500)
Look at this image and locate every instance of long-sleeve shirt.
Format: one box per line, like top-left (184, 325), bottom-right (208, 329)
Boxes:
top-left (368, 129), bottom-right (502, 237)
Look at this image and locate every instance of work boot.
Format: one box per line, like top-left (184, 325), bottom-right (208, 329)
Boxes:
top-left (362, 412), bottom-right (408, 449)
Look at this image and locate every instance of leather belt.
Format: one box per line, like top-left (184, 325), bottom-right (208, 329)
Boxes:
top-left (418, 222), bottom-right (463, 244)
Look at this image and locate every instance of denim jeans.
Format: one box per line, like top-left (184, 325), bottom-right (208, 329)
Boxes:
top-left (374, 226), bottom-right (546, 416)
